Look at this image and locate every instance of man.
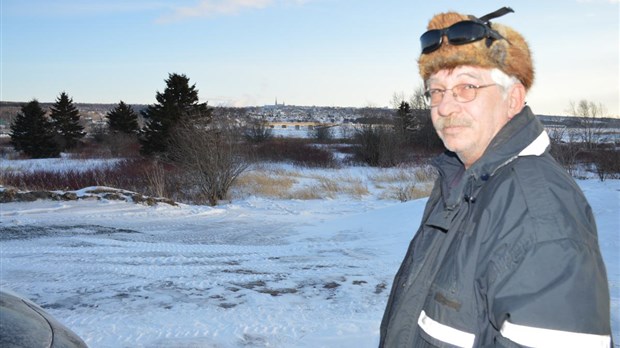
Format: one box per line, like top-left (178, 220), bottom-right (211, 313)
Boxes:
top-left (380, 7), bottom-right (612, 348)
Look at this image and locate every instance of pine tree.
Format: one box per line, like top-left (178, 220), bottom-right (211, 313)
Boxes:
top-left (140, 73), bottom-right (212, 155)
top-left (9, 100), bottom-right (60, 158)
top-left (394, 101), bottom-right (414, 142)
top-left (107, 101), bottom-right (139, 134)
top-left (49, 92), bottom-right (85, 150)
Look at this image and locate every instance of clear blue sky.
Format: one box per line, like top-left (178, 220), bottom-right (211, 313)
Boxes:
top-left (1, 0), bottom-right (618, 116)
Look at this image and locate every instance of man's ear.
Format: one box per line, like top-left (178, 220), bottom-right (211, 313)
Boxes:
top-left (507, 83), bottom-right (526, 119)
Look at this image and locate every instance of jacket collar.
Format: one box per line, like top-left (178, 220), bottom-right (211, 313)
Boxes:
top-left (518, 130), bottom-right (550, 157)
top-left (432, 106), bottom-right (549, 210)
top-left (469, 106), bottom-right (548, 178)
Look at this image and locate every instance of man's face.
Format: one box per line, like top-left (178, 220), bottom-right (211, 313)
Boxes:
top-left (428, 66), bottom-right (513, 168)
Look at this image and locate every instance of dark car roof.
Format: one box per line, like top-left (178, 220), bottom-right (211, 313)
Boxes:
top-left (0, 290), bottom-right (88, 348)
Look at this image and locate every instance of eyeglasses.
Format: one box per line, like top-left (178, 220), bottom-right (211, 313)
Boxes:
top-left (420, 20), bottom-right (505, 54)
top-left (423, 84), bottom-right (498, 106)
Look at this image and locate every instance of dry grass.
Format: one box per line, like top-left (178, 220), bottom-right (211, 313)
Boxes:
top-left (317, 177), bottom-right (340, 198)
top-left (379, 183), bottom-right (433, 202)
top-left (369, 166), bottom-right (436, 184)
top-left (232, 165), bottom-right (434, 201)
top-left (234, 170), bottom-right (297, 198)
top-left (287, 187), bottom-right (324, 200)
top-left (313, 174), bottom-right (369, 199)
top-left (369, 166), bottom-right (436, 201)
top-left (330, 175), bottom-right (369, 198)
top-left (232, 168), bottom-right (371, 200)
top-left (369, 168), bottom-right (417, 183)
top-left (413, 165), bottom-right (438, 183)
top-left (343, 181), bottom-right (370, 198)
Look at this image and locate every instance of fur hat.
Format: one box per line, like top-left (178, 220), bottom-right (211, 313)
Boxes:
top-left (418, 11), bottom-right (534, 91)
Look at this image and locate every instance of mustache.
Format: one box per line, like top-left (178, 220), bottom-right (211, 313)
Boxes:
top-left (435, 118), bottom-right (472, 130)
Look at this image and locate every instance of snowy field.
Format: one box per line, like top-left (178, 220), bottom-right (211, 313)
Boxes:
top-left (0, 159), bottom-right (618, 347)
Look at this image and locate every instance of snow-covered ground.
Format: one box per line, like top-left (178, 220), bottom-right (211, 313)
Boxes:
top-left (0, 160), bottom-right (618, 347)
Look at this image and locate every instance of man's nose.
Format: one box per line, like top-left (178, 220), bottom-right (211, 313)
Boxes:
top-left (436, 91), bottom-right (460, 116)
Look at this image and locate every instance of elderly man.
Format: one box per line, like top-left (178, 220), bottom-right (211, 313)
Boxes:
top-left (379, 7), bottom-right (612, 348)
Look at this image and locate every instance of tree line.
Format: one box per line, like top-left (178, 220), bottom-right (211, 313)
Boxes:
top-left (10, 73), bottom-right (233, 205)
top-left (9, 74), bottom-right (203, 158)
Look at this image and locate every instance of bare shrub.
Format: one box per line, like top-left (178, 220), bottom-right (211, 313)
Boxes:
top-left (167, 118), bottom-right (250, 206)
top-left (66, 140), bottom-right (113, 159)
top-left (70, 131), bottom-right (140, 159)
top-left (144, 160), bottom-right (168, 197)
top-left (99, 132), bottom-right (141, 158)
top-left (0, 137), bottom-right (19, 159)
top-left (353, 124), bottom-right (382, 167)
top-left (0, 160), bottom-right (147, 191)
top-left (331, 144), bottom-right (356, 155)
top-left (253, 139), bottom-right (338, 168)
top-left (1, 168), bottom-right (98, 191)
top-left (550, 142), bottom-right (581, 176)
top-left (593, 149), bottom-right (620, 181)
top-left (353, 125), bottom-right (404, 167)
top-left (546, 126), bottom-right (566, 145)
top-left (568, 99), bottom-right (606, 150)
top-left (308, 125), bottom-right (334, 143)
top-left (243, 115), bottom-right (273, 144)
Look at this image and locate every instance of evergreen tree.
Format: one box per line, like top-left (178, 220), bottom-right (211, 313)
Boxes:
top-left (408, 87), bottom-right (441, 151)
top-left (394, 101), bottom-right (413, 142)
top-left (107, 101), bottom-right (140, 134)
top-left (49, 92), bottom-right (85, 150)
top-left (140, 73), bottom-right (212, 155)
top-left (9, 100), bottom-right (60, 158)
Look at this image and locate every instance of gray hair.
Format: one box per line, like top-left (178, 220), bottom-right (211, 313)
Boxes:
top-left (490, 68), bottom-right (520, 98)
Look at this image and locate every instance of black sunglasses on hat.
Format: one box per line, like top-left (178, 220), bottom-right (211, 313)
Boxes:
top-left (420, 7), bottom-right (514, 54)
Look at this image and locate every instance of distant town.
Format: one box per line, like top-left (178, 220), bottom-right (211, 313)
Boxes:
top-left (1, 101), bottom-right (620, 138)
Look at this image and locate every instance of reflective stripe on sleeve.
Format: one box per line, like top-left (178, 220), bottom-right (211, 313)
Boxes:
top-left (500, 320), bottom-right (611, 348)
top-left (417, 310), bottom-right (475, 348)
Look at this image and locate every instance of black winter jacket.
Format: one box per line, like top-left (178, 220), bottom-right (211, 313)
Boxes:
top-left (380, 107), bottom-right (612, 347)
